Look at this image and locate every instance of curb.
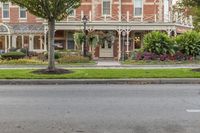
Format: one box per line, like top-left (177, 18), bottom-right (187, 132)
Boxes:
top-left (1, 79), bottom-right (200, 85)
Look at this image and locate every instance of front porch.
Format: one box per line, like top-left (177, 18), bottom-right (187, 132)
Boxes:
top-left (0, 23), bottom-right (46, 53)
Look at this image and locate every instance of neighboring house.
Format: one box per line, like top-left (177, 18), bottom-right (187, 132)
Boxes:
top-left (0, 0), bottom-right (193, 60)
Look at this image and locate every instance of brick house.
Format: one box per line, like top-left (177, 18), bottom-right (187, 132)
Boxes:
top-left (0, 0), bottom-right (193, 60)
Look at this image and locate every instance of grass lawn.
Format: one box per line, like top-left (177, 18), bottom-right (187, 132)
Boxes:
top-left (0, 69), bottom-right (200, 79)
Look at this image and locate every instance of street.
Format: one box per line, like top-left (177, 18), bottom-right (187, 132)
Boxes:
top-left (0, 84), bottom-right (200, 133)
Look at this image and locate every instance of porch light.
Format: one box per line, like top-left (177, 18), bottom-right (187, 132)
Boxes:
top-left (82, 15), bottom-right (88, 57)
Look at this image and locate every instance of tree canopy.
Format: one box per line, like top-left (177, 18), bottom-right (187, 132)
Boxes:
top-left (0, 0), bottom-right (81, 21)
top-left (0, 0), bottom-right (81, 72)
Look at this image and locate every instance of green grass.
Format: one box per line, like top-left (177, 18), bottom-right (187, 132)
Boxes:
top-left (0, 69), bottom-right (200, 79)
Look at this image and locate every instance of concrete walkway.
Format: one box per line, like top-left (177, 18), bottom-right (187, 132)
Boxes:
top-left (0, 64), bottom-right (200, 69)
top-left (97, 60), bottom-right (121, 66)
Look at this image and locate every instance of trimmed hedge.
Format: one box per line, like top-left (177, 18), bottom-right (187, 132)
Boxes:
top-left (57, 55), bottom-right (90, 64)
top-left (1, 52), bottom-right (26, 60)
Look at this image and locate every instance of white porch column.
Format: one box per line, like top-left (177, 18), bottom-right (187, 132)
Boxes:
top-left (4, 35), bottom-right (7, 52)
top-left (22, 35), bottom-right (24, 48)
top-left (132, 32), bottom-right (135, 51)
top-left (118, 31), bottom-right (122, 61)
top-left (12, 35), bottom-right (17, 48)
top-left (8, 35), bottom-right (11, 50)
top-left (29, 35), bottom-right (34, 51)
top-left (126, 31), bottom-right (130, 53)
top-left (44, 34), bottom-right (47, 51)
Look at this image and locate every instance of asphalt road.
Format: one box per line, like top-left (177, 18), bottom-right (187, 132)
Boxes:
top-left (0, 85), bottom-right (200, 133)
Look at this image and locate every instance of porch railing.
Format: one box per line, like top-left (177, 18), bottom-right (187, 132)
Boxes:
top-left (61, 10), bottom-right (193, 27)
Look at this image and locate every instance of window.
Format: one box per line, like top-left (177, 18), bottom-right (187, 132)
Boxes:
top-left (20, 7), bottom-right (27, 18)
top-left (134, 0), bottom-right (142, 16)
top-left (69, 9), bottom-right (75, 16)
top-left (2, 3), bottom-right (9, 18)
top-left (102, 0), bottom-right (111, 15)
top-left (67, 32), bottom-right (75, 50)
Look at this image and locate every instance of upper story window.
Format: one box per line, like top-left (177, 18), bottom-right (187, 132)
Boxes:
top-left (102, 0), bottom-right (111, 16)
top-left (69, 9), bottom-right (75, 17)
top-left (2, 3), bottom-right (9, 18)
top-left (134, 0), bottom-right (142, 16)
top-left (20, 7), bottom-right (27, 19)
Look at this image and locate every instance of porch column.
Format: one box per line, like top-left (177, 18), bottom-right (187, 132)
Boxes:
top-left (8, 35), bottom-right (11, 50)
top-left (4, 35), bottom-right (7, 52)
top-left (12, 35), bottom-right (17, 48)
top-left (132, 32), bottom-right (135, 51)
top-left (118, 31), bottom-right (121, 61)
top-left (44, 34), bottom-right (47, 51)
top-left (22, 35), bottom-right (24, 48)
top-left (29, 35), bottom-right (34, 51)
top-left (126, 31), bottom-right (130, 54)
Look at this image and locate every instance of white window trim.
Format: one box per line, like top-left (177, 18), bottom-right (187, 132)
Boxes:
top-left (134, 0), bottom-right (143, 17)
top-left (2, 2), bottom-right (10, 19)
top-left (19, 7), bottom-right (27, 19)
top-left (102, 0), bottom-right (112, 17)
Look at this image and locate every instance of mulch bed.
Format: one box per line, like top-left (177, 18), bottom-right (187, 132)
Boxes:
top-left (32, 68), bottom-right (73, 74)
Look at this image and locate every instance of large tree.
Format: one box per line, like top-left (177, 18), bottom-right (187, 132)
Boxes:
top-left (0, 0), bottom-right (81, 71)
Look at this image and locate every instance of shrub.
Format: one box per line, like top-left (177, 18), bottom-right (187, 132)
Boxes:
top-left (176, 30), bottom-right (200, 57)
top-left (1, 52), bottom-right (26, 60)
top-left (57, 55), bottom-right (90, 64)
top-left (0, 59), bottom-right (47, 65)
top-left (143, 31), bottom-right (175, 55)
top-left (44, 51), bottom-right (62, 59)
top-left (20, 48), bottom-right (28, 54)
top-left (8, 47), bottom-right (18, 52)
top-left (135, 52), bottom-right (158, 60)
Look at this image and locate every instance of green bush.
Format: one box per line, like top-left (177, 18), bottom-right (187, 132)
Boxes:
top-left (1, 52), bottom-right (26, 60)
top-left (57, 55), bottom-right (90, 64)
top-left (44, 51), bottom-right (62, 59)
top-left (143, 31), bottom-right (175, 55)
top-left (8, 47), bottom-right (18, 52)
top-left (20, 48), bottom-right (28, 54)
top-left (176, 30), bottom-right (200, 57)
top-left (0, 59), bottom-right (47, 65)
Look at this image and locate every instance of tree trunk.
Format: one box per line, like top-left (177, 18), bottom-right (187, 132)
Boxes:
top-left (47, 19), bottom-right (56, 71)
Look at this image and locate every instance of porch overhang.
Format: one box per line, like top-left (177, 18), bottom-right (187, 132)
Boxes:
top-left (51, 22), bottom-right (193, 32)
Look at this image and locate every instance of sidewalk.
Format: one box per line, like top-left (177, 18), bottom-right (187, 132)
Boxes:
top-left (1, 78), bottom-right (200, 85)
top-left (1, 64), bottom-right (200, 69)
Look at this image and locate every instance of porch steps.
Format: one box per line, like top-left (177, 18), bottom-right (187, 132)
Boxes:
top-left (97, 59), bottom-right (121, 66)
